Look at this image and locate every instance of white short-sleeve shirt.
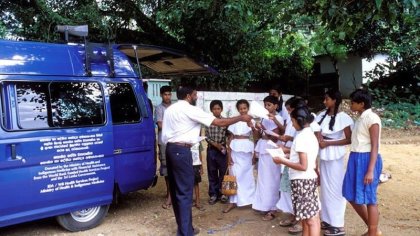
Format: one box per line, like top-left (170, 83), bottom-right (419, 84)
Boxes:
top-left (289, 127), bottom-right (319, 180)
top-left (350, 109), bottom-right (382, 152)
top-left (162, 100), bottom-right (215, 144)
top-left (191, 143), bottom-right (202, 165)
top-left (282, 116), bottom-right (296, 148)
top-left (278, 103), bottom-right (290, 126)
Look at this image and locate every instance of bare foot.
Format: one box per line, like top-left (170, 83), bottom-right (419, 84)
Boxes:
top-left (194, 203), bottom-right (205, 211)
top-left (222, 203), bottom-right (236, 213)
top-left (161, 202), bottom-right (172, 209)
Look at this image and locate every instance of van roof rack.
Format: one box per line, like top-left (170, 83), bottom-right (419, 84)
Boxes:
top-left (84, 41), bottom-right (116, 78)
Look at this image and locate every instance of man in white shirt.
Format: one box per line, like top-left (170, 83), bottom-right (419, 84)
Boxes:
top-left (162, 86), bottom-right (252, 236)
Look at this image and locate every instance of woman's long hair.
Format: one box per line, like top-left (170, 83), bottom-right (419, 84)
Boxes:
top-left (318, 89), bottom-right (342, 131)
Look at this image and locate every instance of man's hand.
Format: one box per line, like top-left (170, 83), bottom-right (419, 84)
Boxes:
top-left (241, 114), bottom-right (253, 122)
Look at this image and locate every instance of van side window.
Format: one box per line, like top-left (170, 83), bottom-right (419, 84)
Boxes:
top-left (16, 82), bottom-right (50, 129)
top-left (107, 83), bottom-right (140, 124)
top-left (50, 82), bottom-right (105, 127)
top-left (15, 81), bottom-right (105, 129)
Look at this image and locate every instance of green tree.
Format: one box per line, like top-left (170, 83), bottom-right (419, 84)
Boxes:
top-left (0, 0), bottom-right (417, 94)
top-left (0, 20), bottom-right (6, 38)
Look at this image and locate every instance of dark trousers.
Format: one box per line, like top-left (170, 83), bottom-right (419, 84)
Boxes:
top-left (206, 147), bottom-right (228, 197)
top-left (166, 143), bottom-right (194, 236)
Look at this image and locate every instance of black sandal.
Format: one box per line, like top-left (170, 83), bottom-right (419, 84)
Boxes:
top-left (324, 227), bottom-right (345, 236)
top-left (321, 221), bottom-right (332, 230)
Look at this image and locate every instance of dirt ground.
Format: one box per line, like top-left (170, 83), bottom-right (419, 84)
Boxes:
top-left (2, 128), bottom-right (419, 236)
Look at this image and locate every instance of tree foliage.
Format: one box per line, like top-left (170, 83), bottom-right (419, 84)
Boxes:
top-left (0, 0), bottom-right (418, 94)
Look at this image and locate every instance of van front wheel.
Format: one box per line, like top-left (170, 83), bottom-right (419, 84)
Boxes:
top-left (56, 205), bottom-right (110, 232)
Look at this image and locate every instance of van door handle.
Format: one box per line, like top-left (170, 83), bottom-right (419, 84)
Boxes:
top-left (11, 144), bottom-right (16, 160)
top-left (113, 149), bottom-right (122, 154)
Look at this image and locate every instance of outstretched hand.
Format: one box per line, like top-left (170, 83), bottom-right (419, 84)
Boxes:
top-left (241, 114), bottom-right (253, 123)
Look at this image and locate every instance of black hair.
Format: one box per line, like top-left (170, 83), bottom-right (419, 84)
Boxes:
top-left (350, 89), bottom-right (372, 109)
top-left (270, 85), bottom-right (283, 112)
top-left (263, 95), bottom-right (279, 106)
top-left (318, 89), bottom-right (342, 131)
top-left (176, 86), bottom-right (195, 100)
top-left (160, 85), bottom-right (172, 94)
top-left (236, 99), bottom-right (249, 110)
top-left (289, 97), bottom-right (307, 109)
top-left (290, 106), bottom-right (314, 130)
top-left (285, 96), bottom-right (301, 107)
top-left (210, 100), bottom-right (223, 110)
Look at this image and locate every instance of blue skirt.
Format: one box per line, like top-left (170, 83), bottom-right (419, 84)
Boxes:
top-left (342, 152), bottom-right (383, 204)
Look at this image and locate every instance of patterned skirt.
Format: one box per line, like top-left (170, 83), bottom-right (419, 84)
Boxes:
top-left (290, 178), bottom-right (320, 220)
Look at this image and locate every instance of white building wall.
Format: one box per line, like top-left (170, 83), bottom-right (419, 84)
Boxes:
top-left (338, 55), bottom-right (363, 97)
top-left (315, 55), bottom-right (363, 97)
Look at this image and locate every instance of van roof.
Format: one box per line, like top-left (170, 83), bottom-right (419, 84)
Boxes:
top-left (0, 40), bottom-right (216, 77)
top-left (0, 39), bottom-right (136, 77)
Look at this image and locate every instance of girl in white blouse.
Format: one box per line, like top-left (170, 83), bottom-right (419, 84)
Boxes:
top-left (316, 89), bottom-right (353, 236)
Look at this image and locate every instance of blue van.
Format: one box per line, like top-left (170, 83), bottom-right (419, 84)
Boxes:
top-left (0, 38), bottom-right (211, 231)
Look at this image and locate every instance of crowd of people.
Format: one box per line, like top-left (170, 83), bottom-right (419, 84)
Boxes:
top-left (155, 85), bottom-right (383, 236)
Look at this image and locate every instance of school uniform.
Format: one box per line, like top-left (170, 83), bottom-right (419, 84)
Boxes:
top-left (228, 121), bottom-right (255, 206)
top-left (276, 116), bottom-right (296, 214)
top-left (276, 102), bottom-right (290, 127)
top-left (343, 109), bottom-right (383, 205)
top-left (289, 127), bottom-right (320, 221)
top-left (191, 143), bottom-right (202, 185)
top-left (316, 111), bottom-right (353, 227)
top-left (252, 118), bottom-right (282, 212)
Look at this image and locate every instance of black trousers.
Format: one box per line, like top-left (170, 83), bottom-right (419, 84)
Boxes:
top-left (166, 143), bottom-right (194, 236)
top-left (206, 147), bottom-right (227, 197)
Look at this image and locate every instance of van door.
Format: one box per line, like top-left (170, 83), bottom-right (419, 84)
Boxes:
top-left (0, 80), bottom-right (114, 227)
top-left (106, 81), bottom-right (156, 194)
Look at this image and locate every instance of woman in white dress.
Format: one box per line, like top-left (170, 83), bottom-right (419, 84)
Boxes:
top-left (276, 98), bottom-right (297, 223)
top-left (223, 99), bottom-right (257, 213)
top-left (252, 96), bottom-right (282, 220)
top-left (316, 89), bottom-right (353, 236)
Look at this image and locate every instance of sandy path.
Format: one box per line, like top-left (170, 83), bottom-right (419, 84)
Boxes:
top-left (1, 129), bottom-right (419, 236)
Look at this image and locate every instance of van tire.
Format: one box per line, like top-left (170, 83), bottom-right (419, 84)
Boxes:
top-left (56, 204), bottom-right (110, 232)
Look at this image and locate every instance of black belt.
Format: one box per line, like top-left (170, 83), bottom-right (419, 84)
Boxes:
top-left (168, 142), bottom-right (193, 148)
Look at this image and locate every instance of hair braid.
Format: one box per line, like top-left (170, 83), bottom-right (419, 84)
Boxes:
top-left (278, 96), bottom-right (283, 112)
top-left (329, 102), bottom-right (339, 131)
top-left (318, 108), bottom-right (329, 127)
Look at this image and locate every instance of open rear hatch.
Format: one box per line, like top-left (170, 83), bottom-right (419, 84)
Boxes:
top-left (118, 44), bottom-right (217, 76)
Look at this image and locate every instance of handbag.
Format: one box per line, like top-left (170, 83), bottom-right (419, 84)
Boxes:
top-left (221, 168), bottom-right (237, 196)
